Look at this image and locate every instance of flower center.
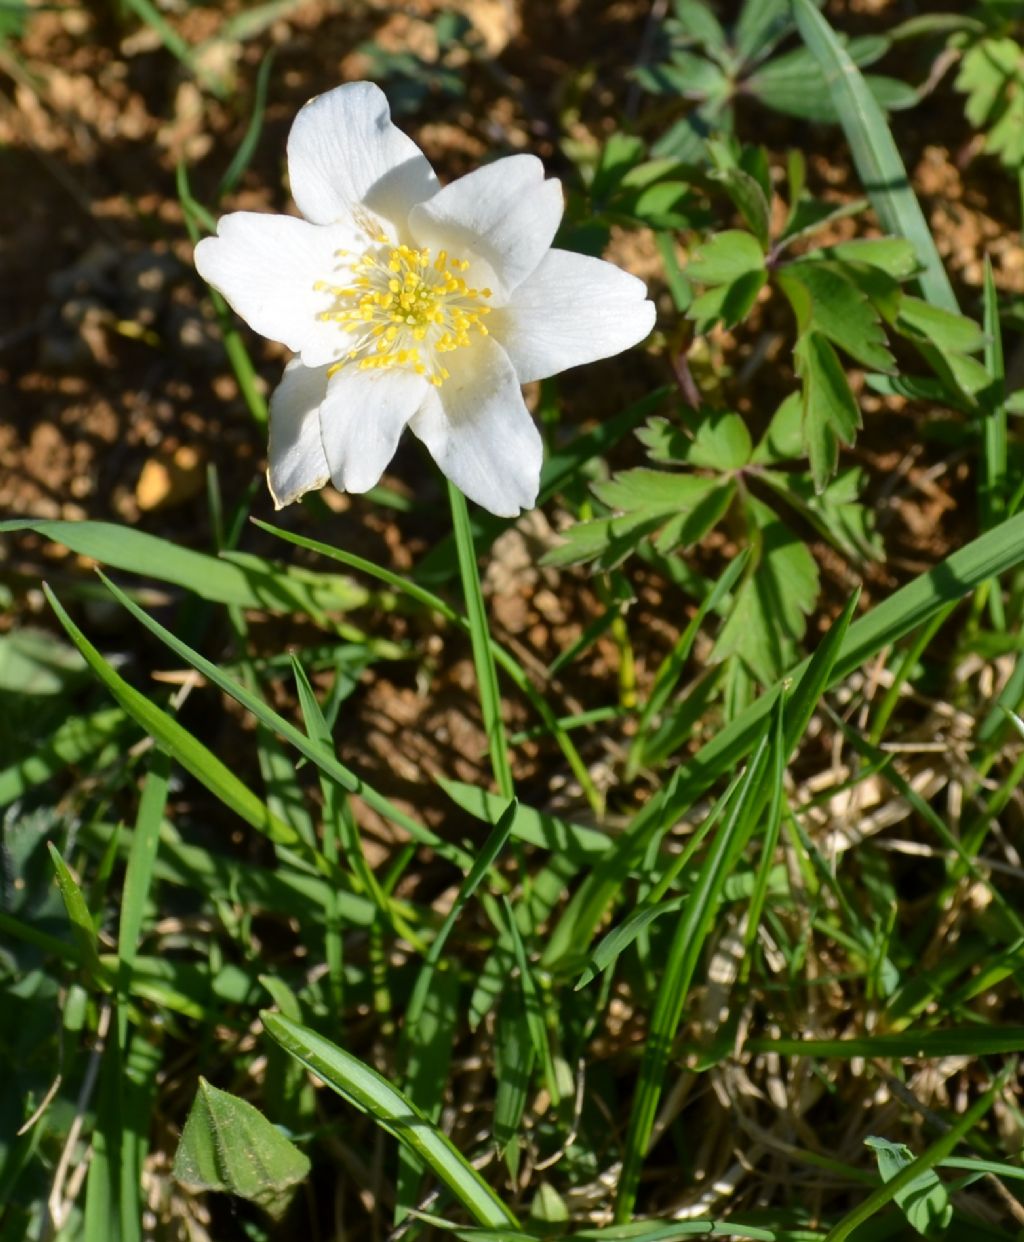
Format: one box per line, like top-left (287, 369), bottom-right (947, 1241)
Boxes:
top-left (315, 241), bottom-right (492, 386)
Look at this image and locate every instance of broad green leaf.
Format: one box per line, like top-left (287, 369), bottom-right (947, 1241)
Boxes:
top-left (172, 1078), bottom-right (310, 1219)
top-left (825, 1072), bottom-right (1006, 1242)
top-left (0, 520), bottom-right (366, 615)
top-left (864, 1137), bottom-right (952, 1238)
top-left (540, 512), bottom-right (662, 571)
top-left (748, 43), bottom-right (914, 122)
top-left (545, 470), bottom-right (733, 570)
top-left (593, 468), bottom-right (720, 513)
top-left (794, 330), bottom-right (863, 491)
top-left (712, 498), bottom-right (819, 684)
top-left (778, 262), bottom-right (896, 372)
top-left (590, 132), bottom-right (646, 201)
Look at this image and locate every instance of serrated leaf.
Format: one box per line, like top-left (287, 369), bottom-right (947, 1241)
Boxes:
top-left (590, 132), bottom-right (646, 201)
top-left (688, 411), bottom-right (753, 469)
top-left (706, 157), bottom-right (771, 249)
top-left (947, 352), bottom-right (992, 396)
top-left (825, 237), bottom-right (920, 278)
top-left (955, 37), bottom-right (1024, 170)
top-left (778, 262), bottom-right (896, 372)
top-left (653, 481), bottom-right (735, 553)
top-left (686, 229), bottom-right (765, 284)
top-left (894, 297), bottom-right (986, 354)
top-left (865, 1136), bottom-right (952, 1238)
top-left (546, 469), bottom-right (733, 571)
top-left (672, 0), bottom-right (727, 51)
top-left (794, 331), bottom-right (863, 491)
top-left (762, 467), bottom-right (883, 562)
top-left (592, 468), bottom-right (719, 513)
top-left (688, 269), bottom-right (766, 331)
top-left (541, 514), bottom-right (662, 571)
top-left (750, 392), bottom-right (804, 464)
top-left (636, 411), bottom-right (751, 470)
top-left (173, 1078), bottom-right (310, 1220)
top-left (711, 499), bottom-right (819, 684)
top-left (634, 53), bottom-right (724, 98)
top-left (734, 0), bottom-right (793, 66)
top-left (779, 196), bottom-right (868, 247)
top-left (627, 180), bottom-right (693, 229)
top-left (748, 42), bottom-right (910, 122)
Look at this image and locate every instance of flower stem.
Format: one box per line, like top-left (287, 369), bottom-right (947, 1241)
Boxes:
top-left (448, 482), bottom-right (514, 800)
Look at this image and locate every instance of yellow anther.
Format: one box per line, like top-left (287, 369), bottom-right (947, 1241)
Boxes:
top-left (313, 240), bottom-right (488, 386)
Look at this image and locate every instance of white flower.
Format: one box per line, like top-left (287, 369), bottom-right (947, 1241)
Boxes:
top-left (194, 82), bottom-right (656, 517)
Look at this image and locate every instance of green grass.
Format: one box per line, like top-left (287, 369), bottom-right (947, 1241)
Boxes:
top-left (5, 0), bottom-right (1024, 1238)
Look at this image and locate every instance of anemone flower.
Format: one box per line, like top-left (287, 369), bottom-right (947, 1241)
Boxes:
top-left (195, 82), bottom-right (656, 517)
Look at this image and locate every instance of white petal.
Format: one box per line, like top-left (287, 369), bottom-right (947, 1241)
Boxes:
top-left (408, 155), bottom-right (563, 298)
top-left (287, 82), bottom-right (439, 232)
top-left (194, 213), bottom-right (354, 367)
top-left (492, 248), bottom-right (656, 383)
top-left (267, 359), bottom-right (330, 508)
top-left (318, 365), bottom-right (428, 494)
top-left (410, 336), bottom-right (542, 517)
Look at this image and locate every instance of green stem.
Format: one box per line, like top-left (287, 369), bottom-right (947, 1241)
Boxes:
top-left (448, 483), bottom-right (514, 800)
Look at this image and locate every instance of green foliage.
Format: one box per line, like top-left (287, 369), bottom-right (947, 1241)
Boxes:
top-left (172, 1079), bottom-right (310, 1220)
top-left (547, 394), bottom-right (881, 685)
top-left (636, 0), bottom-right (920, 160)
top-left (356, 11), bottom-right (476, 114)
top-left (955, 34), bottom-right (1024, 171)
top-left (864, 1136), bottom-right (952, 1238)
top-left (8, 1), bottom-right (1024, 1237)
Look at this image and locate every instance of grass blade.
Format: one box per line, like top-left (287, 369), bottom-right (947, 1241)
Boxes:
top-left (824, 1069), bottom-right (1008, 1241)
top-left (980, 256), bottom-right (1007, 532)
top-left (792, 0), bottom-right (957, 313)
top-left (261, 1012), bottom-right (519, 1228)
top-left (44, 584), bottom-right (301, 850)
top-left (48, 843), bottom-right (103, 983)
top-left (398, 801), bottom-right (517, 1215)
top-left (2, 519), bottom-right (366, 614)
top-left (641, 509), bottom-right (1024, 826)
top-left (255, 518), bottom-right (603, 813)
top-left (615, 727), bottom-right (774, 1221)
top-left (92, 572), bottom-right (479, 873)
top-left (627, 550), bottom-right (749, 778)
